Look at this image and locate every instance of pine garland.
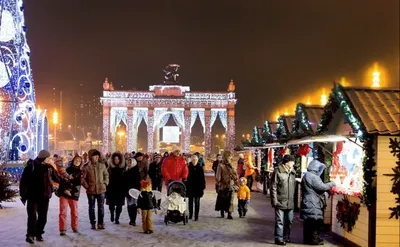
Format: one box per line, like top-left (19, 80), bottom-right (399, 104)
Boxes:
top-left (336, 197), bottom-right (361, 232)
top-left (384, 138), bottom-right (400, 219)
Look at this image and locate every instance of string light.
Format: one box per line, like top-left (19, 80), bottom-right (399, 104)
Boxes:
top-left (372, 63), bottom-right (381, 88)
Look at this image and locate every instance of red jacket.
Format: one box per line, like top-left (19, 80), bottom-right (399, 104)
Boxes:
top-left (161, 155), bottom-right (188, 185)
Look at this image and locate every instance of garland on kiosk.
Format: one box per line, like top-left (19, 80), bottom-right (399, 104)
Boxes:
top-left (384, 138), bottom-right (400, 219)
top-left (336, 196), bottom-right (361, 232)
top-left (317, 84), bottom-right (376, 210)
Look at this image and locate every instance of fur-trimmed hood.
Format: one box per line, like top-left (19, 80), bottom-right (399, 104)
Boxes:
top-left (108, 151), bottom-right (126, 169)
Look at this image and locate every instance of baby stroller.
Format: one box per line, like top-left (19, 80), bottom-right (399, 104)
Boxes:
top-left (164, 181), bottom-right (189, 225)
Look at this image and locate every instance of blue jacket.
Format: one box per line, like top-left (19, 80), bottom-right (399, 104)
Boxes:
top-left (300, 160), bottom-right (335, 220)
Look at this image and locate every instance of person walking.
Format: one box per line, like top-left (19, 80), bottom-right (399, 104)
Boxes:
top-left (270, 154), bottom-right (297, 245)
top-left (148, 154), bottom-right (163, 209)
top-left (20, 150), bottom-right (61, 244)
top-left (215, 151), bottom-right (238, 219)
top-left (212, 154), bottom-right (222, 174)
top-left (237, 153), bottom-right (245, 178)
top-left (187, 155), bottom-right (206, 221)
top-left (237, 177), bottom-right (251, 218)
top-left (134, 152), bottom-right (148, 180)
top-left (137, 177), bottom-right (157, 234)
top-left (161, 149), bottom-right (188, 185)
top-left (124, 157), bottom-right (141, 226)
top-left (58, 156), bottom-right (83, 236)
top-left (244, 153), bottom-right (255, 191)
top-left (301, 160), bottom-right (335, 245)
top-left (82, 149), bottom-right (109, 230)
top-left (106, 152), bottom-right (126, 224)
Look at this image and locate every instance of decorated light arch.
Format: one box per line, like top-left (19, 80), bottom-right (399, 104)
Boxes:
top-left (0, 0), bottom-right (46, 162)
top-left (101, 71), bottom-right (237, 157)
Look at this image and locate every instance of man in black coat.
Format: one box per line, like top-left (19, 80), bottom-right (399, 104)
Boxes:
top-left (148, 154), bottom-right (163, 209)
top-left (20, 150), bottom-right (61, 244)
top-left (270, 155), bottom-right (296, 246)
top-left (123, 161), bottom-right (141, 226)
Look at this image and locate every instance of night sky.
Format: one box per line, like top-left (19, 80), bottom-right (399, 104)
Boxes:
top-left (23, 0), bottom-right (399, 138)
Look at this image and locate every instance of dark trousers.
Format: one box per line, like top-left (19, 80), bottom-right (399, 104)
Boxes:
top-left (109, 204), bottom-right (123, 221)
top-left (275, 208), bottom-right (293, 242)
top-left (238, 199), bottom-right (248, 217)
top-left (26, 198), bottom-right (50, 237)
top-left (87, 193), bottom-right (105, 225)
top-left (303, 219), bottom-right (323, 244)
top-left (188, 197), bottom-right (201, 219)
top-left (247, 175), bottom-right (254, 191)
top-left (152, 179), bottom-right (162, 208)
top-left (127, 204), bottom-right (138, 224)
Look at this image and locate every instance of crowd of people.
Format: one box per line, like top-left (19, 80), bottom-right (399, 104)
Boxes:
top-left (18, 148), bottom-right (334, 246)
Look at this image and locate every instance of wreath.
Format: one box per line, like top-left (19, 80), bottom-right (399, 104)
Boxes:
top-left (336, 197), bottom-right (361, 232)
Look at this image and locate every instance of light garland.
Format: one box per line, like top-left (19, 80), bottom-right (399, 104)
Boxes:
top-left (0, 0), bottom-right (40, 161)
top-left (147, 110), bottom-right (154, 153)
top-left (183, 111), bottom-right (191, 153)
top-left (227, 115), bottom-right (235, 152)
top-left (204, 114), bottom-right (211, 158)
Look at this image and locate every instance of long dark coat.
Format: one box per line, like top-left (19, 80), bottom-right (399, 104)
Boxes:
top-left (123, 165), bottom-right (141, 197)
top-left (106, 152), bottom-right (126, 206)
top-left (186, 163), bottom-right (206, 198)
top-left (301, 160), bottom-right (335, 220)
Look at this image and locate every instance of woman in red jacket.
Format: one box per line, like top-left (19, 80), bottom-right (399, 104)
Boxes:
top-left (161, 149), bottom-right (188, 185)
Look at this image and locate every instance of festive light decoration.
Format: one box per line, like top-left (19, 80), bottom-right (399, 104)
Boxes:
top-left (340, 77), bottom-right (348, 87)
top-left (384, 138), bottom-right (400, 219)
top-left (371, 63), bottom-right (381, 88)
top-left (320, 89), bottom-right (328, 105)
top-left (0, 0), bottom-right (41, 161)
top-left (306, 96), bottom-right (311, 105)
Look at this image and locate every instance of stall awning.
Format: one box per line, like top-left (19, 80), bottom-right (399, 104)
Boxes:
top-left (287, 135), bottom-right (349, 145)
top-left (243, 142), bottom-right (287, 150)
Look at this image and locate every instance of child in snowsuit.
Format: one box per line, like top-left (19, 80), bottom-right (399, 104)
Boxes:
top-left (237, 177), bottom-right (251, 218)
top-left (137, 177), bottom-right (157, 234)
top-left (55, 157), bottom-right (73, 197)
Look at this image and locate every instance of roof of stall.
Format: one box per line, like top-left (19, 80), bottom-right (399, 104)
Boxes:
top-left (318, 83), bottom-right (400, 137)
top-left (293, 104), bottom-right (324, 134)
top-left (275, 115), bottom-right (295, 138)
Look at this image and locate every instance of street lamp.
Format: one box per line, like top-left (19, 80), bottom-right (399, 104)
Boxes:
top-left (320, 89), bottom-right (327, 106)
top-left (53, 111), bottom-right (58, 151)
top-left (372, 64), bottom-right (381, 88)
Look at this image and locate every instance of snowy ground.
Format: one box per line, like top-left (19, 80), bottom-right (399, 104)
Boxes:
top-left (0, 176), bottom-right (343, 247)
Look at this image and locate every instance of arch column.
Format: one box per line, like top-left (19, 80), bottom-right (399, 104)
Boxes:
top-left (226, 108), bottom-right (235, 153)
top-left (147, 108), bottom-right (154, 153)
top-left (102, 106), bottom-right (110, 154)
top-left (205, 108), bottom-right (212, 158)
top-left (183, 108), bottom-right (191, 153)
top-left (127, 107), bottom-right (134, 152)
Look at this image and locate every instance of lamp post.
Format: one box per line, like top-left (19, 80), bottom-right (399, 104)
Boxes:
top-left (53, 111), bottom-right (58, 151)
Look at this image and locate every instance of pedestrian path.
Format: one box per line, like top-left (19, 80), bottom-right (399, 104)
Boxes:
top-left (0, 177), bottom-right (343, 246)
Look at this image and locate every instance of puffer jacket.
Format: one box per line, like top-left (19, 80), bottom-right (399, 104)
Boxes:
top-left (161, 155), bottom-right (188, 185)
top-left (270, 164), bottom-right (297, 210)
top-left (82, 161), bottom-right (109, 195)
top-left (57, 164), bottom-right (83, 201)
top-left (301, 160), bottom-right (335, 220)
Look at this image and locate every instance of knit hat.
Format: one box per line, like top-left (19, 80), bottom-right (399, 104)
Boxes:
top-left (135, 152), bottom-right (143, 158)
top-left (282, 154), bottom-right (295, 164)
top-left (38, 150), bottom-right (51, 159)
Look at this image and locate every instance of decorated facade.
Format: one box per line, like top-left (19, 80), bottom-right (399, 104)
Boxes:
top-left (100, 67), bottom-right (237, 157)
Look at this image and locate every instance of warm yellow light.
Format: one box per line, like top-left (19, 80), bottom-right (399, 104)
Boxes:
top-left (222, 134), bottom-right (226, 139)
top-left (340, 77), bottom-right (349, 87)
top-left (242, 134), bottom-right (245, 138)
top-left (306, 96), bottom-right (311, 105)
top-left (276, 111), bottom-right (280, 121)
top-left (284, 108), bottom-right (289, 116)
top-left (372, 64), bottom-right (381, 88)
top-left (52, 111), bottom-right (58, 124)
top-left (117, 131), bottom-right (125, 137)
top-left (215, 134), bottom-right (219, 138)
top-left (320, 89), bottom-right (327, 105)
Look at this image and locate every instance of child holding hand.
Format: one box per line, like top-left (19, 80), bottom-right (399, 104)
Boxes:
top-left (137, 177), bottom-right (157, 234)
top-left (237, 177), bottom-right (251, 218)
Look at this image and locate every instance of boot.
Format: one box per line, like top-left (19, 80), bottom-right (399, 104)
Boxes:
top-left (188, 197), bottom-right (193, 219)
top-left (194, 197), bottom-right (200, 221)
top-left (220, 210), bottom-right (225, 218)
top-left (115, 206), bottom-right (122, 224)
top-left (227, 213), bottom-right (233, 219)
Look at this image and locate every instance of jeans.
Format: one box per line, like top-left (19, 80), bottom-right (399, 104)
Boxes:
top-left (188, 197), bottom-right (201, 219)
top-left (238, 199), bottom-right (248, 217)
top-left (87, 193), bottom-right (105, 225)
top-left (26, 198), bottom-right (50, 237)
top-left (274, 208), bottom-right (293, 242)
top-left (152, 179), bottom-right (163, 208)
top-left (59, 196), bottom-right (78, 231)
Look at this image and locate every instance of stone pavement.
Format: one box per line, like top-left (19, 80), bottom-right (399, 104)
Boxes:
top-left (0, 176), bottom-right (344, 247)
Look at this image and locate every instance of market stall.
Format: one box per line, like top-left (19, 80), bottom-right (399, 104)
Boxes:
top-left (312, 83), bottom-right (399, 247)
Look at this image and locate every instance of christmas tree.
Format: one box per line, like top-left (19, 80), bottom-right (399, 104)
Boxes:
top-left (0, 171), bottom-right (17, 208)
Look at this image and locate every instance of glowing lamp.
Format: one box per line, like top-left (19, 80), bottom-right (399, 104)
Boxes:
top-left (284, 108), bottom-right (289, 116)
top-left (52, 111), bottom-right (58, 124)
top-left (372, 66), bottom-right (381, 88)
top-left (320, 89), bottom-right (327, 105)
top-left (306, 96), bottom-right (311, 105)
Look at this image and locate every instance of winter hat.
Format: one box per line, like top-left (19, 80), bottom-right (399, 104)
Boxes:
top-left (38, 150), bottom-right (51, 159)
top-left (154, 154), bottom-right (161, 159)
top-left (282, 154), bottom-right (295, 164)
top-left (135, 152), bottom-right (144, 158)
